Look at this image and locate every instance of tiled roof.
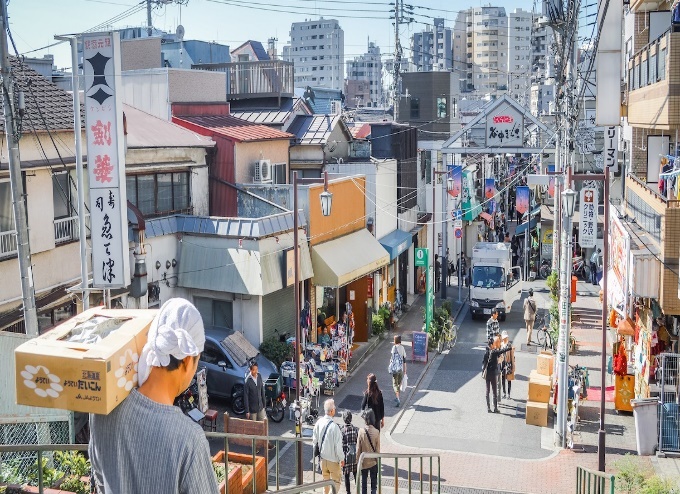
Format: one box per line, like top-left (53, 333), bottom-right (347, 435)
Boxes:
top-left (175, 114), bottom-right (293, 142)
top-left (288, 114), bottom-right (341, 145)
top-left (1, 57), bottom-right (80, 133)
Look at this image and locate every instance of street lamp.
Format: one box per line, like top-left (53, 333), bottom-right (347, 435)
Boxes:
top-left (292, 171), bottom-right (331, 484)
top-left (556, 186), bottom-right (577, 448)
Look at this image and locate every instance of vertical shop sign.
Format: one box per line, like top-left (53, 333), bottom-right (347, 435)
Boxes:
top-left (579, 187), bottom-right (598, 249)
top-left (604, 126), bottom-right (619, 173)
top-left (82, 32), bottom-right (129, 287)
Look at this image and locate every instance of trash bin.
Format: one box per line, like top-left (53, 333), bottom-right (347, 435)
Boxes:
top-left (631, 398), bottom-right (659, 455)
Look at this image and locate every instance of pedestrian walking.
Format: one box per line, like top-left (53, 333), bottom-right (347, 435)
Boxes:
top-left (341, 411), bottom-right (358, 494)
top-left (388, 335), bottom-right (407, 407)
top-left (486, 308), bottom-right (500, 343)
top-left (523, 289), bottom-right (537, 345)
top-left (590, 248), bottom-right (601, 285)
top-left (482, 336), bottom-right (512, 413)
top-left (434, 255), bottom-right (441, 292)
top-left (313, 399), bottom-right (345, 494)
top-left (244, 362), bottom-right (266, 421)
top-left (361, 374), bottom-right (385, 430)
top-left (356, 409), bottom-right (381, 494)
top-left (500, 331), bottom-right (515, 399)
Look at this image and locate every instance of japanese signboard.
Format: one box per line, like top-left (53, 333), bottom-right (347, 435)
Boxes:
top-left (604, 126), bottom-right (619, 173)
top-left (83, 32), bottom-right (130, 288)
top-left (579, 187), bottom-right (598, 249)
top-left (485, 102), bottom-right (524, 147)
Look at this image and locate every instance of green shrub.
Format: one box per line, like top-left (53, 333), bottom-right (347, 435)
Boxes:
top-left (259, 337), bottom-right (292, 369)
top-left (371, 314), bottom-right (386, 336)
top-left (441, 300), bottom-right (452, 317)
top-left (640, 475), bottom-right (679, 494)
top-left (614, 455), bottom-right (650, 494)
top-left (546, 271), bottom-right (559, 300)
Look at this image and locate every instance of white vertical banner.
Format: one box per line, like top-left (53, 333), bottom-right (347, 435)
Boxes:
top-left (579, 187), bottom-right (598, 249)
top-left (604, 126), bottom-right (619, 173)
top-left (82, 32), bottom-right (130, 288)
top-left (595, 0), bottom-right (623, 126)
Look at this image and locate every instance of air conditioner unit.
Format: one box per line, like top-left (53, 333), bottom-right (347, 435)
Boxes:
top-left (330, 100), bottom-right (341, 115)
top-left (254, 160), bottom-right (272, 183)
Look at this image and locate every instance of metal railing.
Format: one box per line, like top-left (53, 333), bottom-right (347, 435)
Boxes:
top-left (193, 60), bottom-right (294, 99)
top-left (575, 466), bottom-right (615, 494)
top-left (0, 229), bottom-right (17, 258)
top-left (54, 215), bottom-right (90, 244)
top-left (356, 452), bottom-right (441, 494)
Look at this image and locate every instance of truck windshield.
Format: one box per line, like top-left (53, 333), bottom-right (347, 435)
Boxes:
top-left (472, 266), bottom-right (505, 288)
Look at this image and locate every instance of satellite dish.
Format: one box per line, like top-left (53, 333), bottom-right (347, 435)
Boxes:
top-left (176, 25), bottom-right (185, 41)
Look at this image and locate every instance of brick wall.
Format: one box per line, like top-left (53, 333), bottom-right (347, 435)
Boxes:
top-left (224, 413), bottom-right (269, 451)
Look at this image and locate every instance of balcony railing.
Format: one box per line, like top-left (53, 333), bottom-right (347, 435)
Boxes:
top-left (54, 214), bottom-right (91, 244)
top-left (0, 229), bottom-right (17, 259)
top-left (193, 60), bottom-right (294, 100)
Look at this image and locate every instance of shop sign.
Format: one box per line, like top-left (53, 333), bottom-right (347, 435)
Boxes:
top-left (579, 187), bottom-right (598, 249)
top-left (604, 126), bottom-right (619, 173)
top-left (83, 32), bottom-right (129, 288)
top-left (367, 277), bottom-right (373, 297)
top-left (548, 165), bottom-right (555, 197)
top-left (610, 213), bottom-right (630, 314)
top-left (485, 103), bottom-right (524, 147)
top-left (485, 178), bottom-right (496, 199)
top-left (414, 248), bottom-right (428, 267)
top-left (412, 331), bottom-right (428, 362)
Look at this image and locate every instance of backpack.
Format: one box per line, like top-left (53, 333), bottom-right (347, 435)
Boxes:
top-left (388, 345), bottom-right (403, 374)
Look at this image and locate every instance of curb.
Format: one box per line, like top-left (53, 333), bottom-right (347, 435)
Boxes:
top-left (388, 298), bottom-right (468, 435)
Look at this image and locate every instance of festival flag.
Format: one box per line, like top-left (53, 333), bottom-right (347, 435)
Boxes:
top-left (448, 165), bottom-right (462, 197)
top-left (515, 186), bottom-right (530, 215)
top-left (485, 178), bottom-right (496, 199)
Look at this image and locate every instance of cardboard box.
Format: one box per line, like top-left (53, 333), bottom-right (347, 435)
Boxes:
top-left (15, 308), bottom-right (157, 414)
top-left (537, 353), bottom-right (554, 376)
top-left (528, 377), bottom-right (552, 403)
top-left (526, 401), bottom-right (549, 427)
top-left (530, 369), bottom-right (552, 384)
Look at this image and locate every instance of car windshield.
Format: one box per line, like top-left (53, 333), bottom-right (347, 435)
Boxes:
top-left (472, 266), bottom-right (505, 288)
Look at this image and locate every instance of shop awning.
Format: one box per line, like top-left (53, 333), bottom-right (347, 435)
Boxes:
top-left (515, 216), bottom-right (539, 235)
top-left (480, 212), bottom-right (493, 223)
top-left (379, 229), bottom-right (413, 261)
top-left (311, 228), bottom-right (390, 287)
top-left (178, 232), bottom-right (313, 296)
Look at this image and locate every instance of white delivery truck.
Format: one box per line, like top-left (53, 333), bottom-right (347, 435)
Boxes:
top-left (469, 242), bottom-right (523, 321)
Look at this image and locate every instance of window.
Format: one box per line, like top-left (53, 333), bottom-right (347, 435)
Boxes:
top-left (52, 171), bottom-right (75, 219)
top-left (420, 150), bottom-right (431, 183)
top-left (641, 58), bottom-right (648, 87)
top-left (410, 97), bottom-right (420, 119)
top-left (200, 341), bottom-right (232, 367)
top-left (659, 48), bottom-right (666, 80)
top-left (194, 297), bottom-right (234, 329)
top-left (126, 171), bottom-right (191, 218)
top-left (650, 53), bottom-right (657, 83)
top-left (436, 97), bottom-right (447, 118)
top-left (0, 180), bottom-right (13, 234)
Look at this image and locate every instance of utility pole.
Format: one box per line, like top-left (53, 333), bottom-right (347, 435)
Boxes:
top-left (390, 0), bottom-right (413, 121)
top-left (0, 1), bottom-right (38, 335)
top-left (147, 0), bottom-right (153, 36)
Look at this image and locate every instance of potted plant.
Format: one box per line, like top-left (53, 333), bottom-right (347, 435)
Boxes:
top-left (371, 313), bottom-right (386, 339)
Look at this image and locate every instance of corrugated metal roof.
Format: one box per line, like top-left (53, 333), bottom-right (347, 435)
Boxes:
top-left (174, 114), bottom-right (293, 142)
top-left (288, 114), bottom-right (340, 145)
top-left (145, 211), bottom-right (306, 239)
top-left (230, 109), bottom-right (290, 126)
top-left (349, 123), bottom-right (371, 139)
top-left (124, 105), bottom-right (215, 149)
top-left (177, 231), bottom-right (313, 296)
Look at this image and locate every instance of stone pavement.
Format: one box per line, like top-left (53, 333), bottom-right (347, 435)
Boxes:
top-left (380, 277), bottom-right (658, 494)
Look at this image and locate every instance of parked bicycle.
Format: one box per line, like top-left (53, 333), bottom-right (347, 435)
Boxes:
top-left (565, 364), bottom-right (589, 449)
top-left (535, 311), bottom-right (554, 351)
top-left (572, 256), bottom-right (592, 281)
top-left (538, 259), bottom-right (552, 279)
top-left (437, 323), bottom-right (458, 353)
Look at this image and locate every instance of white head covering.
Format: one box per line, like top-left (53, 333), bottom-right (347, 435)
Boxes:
top-left (137, 298), bottom-right (205, 387)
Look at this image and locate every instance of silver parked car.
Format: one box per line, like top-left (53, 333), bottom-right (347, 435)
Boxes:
top-left (200, 327), bottom-right (277, 415)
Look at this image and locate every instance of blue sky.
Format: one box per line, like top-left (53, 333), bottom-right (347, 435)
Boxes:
top-left (9, 0), bottom-right (538, 70)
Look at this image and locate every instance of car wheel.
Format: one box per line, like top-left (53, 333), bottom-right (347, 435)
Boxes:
top-left (231, 386), bottom-right (245, 415)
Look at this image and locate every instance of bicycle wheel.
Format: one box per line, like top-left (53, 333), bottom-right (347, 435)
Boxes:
top-left (536, 329), bottom-right (546, 349)
top-left (449, 326), bottom-right (458, 349)
top-left (539, 264), bottom-right (551, 279)
top-left (268, 400), bottom-right (285, 423)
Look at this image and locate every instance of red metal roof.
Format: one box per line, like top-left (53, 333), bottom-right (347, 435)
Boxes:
top-left (173, 114), bottom-right (293, 142)
top-left (349, 123), bottom-right (371, 140)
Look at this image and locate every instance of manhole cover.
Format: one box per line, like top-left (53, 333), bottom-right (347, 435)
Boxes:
top-left (337, 394), bottom-right (364, 411)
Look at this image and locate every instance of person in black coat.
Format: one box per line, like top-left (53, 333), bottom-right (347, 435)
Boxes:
top-left (482, 337), bottom-right (512, 413)
top-left (360, 374), bottom-right (385, 430)
top-left (244, 362), bottom-right (266, 421)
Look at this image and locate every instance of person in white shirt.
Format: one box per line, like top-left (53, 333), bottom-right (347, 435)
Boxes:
top-left (389, 335), bottom-right (407, 407)
top-left (313, 399), bottom-right (345, 494)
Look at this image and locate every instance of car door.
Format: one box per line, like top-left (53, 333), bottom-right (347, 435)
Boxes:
top-left (200, 339), bottom-right (234, 399)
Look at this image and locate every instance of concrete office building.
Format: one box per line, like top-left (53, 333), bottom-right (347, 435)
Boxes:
top-left (283, 18), bottom-right (344, 90)
top-left (411, 18), bottom-right (453, 72)
top-left (345, 41), bottom-right (383, 108)
top-left (506, 9), bottom-right (533, 106)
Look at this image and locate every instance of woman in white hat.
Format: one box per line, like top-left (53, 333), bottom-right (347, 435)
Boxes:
top-left (500, 331), bottom-right (515, 400)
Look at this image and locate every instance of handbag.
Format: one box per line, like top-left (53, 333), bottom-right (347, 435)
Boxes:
top-left (482, 361), bottom-right (489, 380)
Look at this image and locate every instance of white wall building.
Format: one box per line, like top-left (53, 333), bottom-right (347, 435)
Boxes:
top-left (345, 41), bottom-right (383, 107)
top-left (284, 18), bottom-right (344, 90)
top-left (468, 6), bottom-right (508, 95)
top-left (506, 9), bottom-right (533, 106)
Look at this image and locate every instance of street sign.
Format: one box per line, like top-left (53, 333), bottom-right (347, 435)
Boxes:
top-left (580, 187), bottom-right (598, 248)
top-left (415, 247), bottom-right (428, 267)
top-left (451, 209), bottom-right (463, 220)
top-left (455, 228), bottom-right (462, 239)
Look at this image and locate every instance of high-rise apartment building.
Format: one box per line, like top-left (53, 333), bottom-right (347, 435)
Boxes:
top-left (411, 18), bottom-right (453, 72)
top-left (467, 6), bottom-right (508, 94)
top-left (283, 18), bottom-right (344, 90)
top-left (345, 41), bottom-right (383, 107)
top-left (506, 9), bottom-right (533, 106)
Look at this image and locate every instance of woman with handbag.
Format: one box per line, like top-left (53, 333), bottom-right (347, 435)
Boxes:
top-left (356, 409), bottom-right (380, 494)
top-left (500, 331), bottom-right (515, 400)
top-left (360, 374), bottom-right (385, 430)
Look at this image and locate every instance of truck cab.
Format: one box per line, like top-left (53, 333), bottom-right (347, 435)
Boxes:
top-left (469, 242), bottom-right (522, 321)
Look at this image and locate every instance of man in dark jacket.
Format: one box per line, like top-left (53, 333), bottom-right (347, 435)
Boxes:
top-left (244, 362), bottom-right (266, 421)
top-left (482, 336), bottom-right (512, 413)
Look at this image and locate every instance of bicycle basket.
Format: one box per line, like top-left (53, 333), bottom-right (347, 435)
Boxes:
top-left (265, 373), bottom-right (283, 399)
